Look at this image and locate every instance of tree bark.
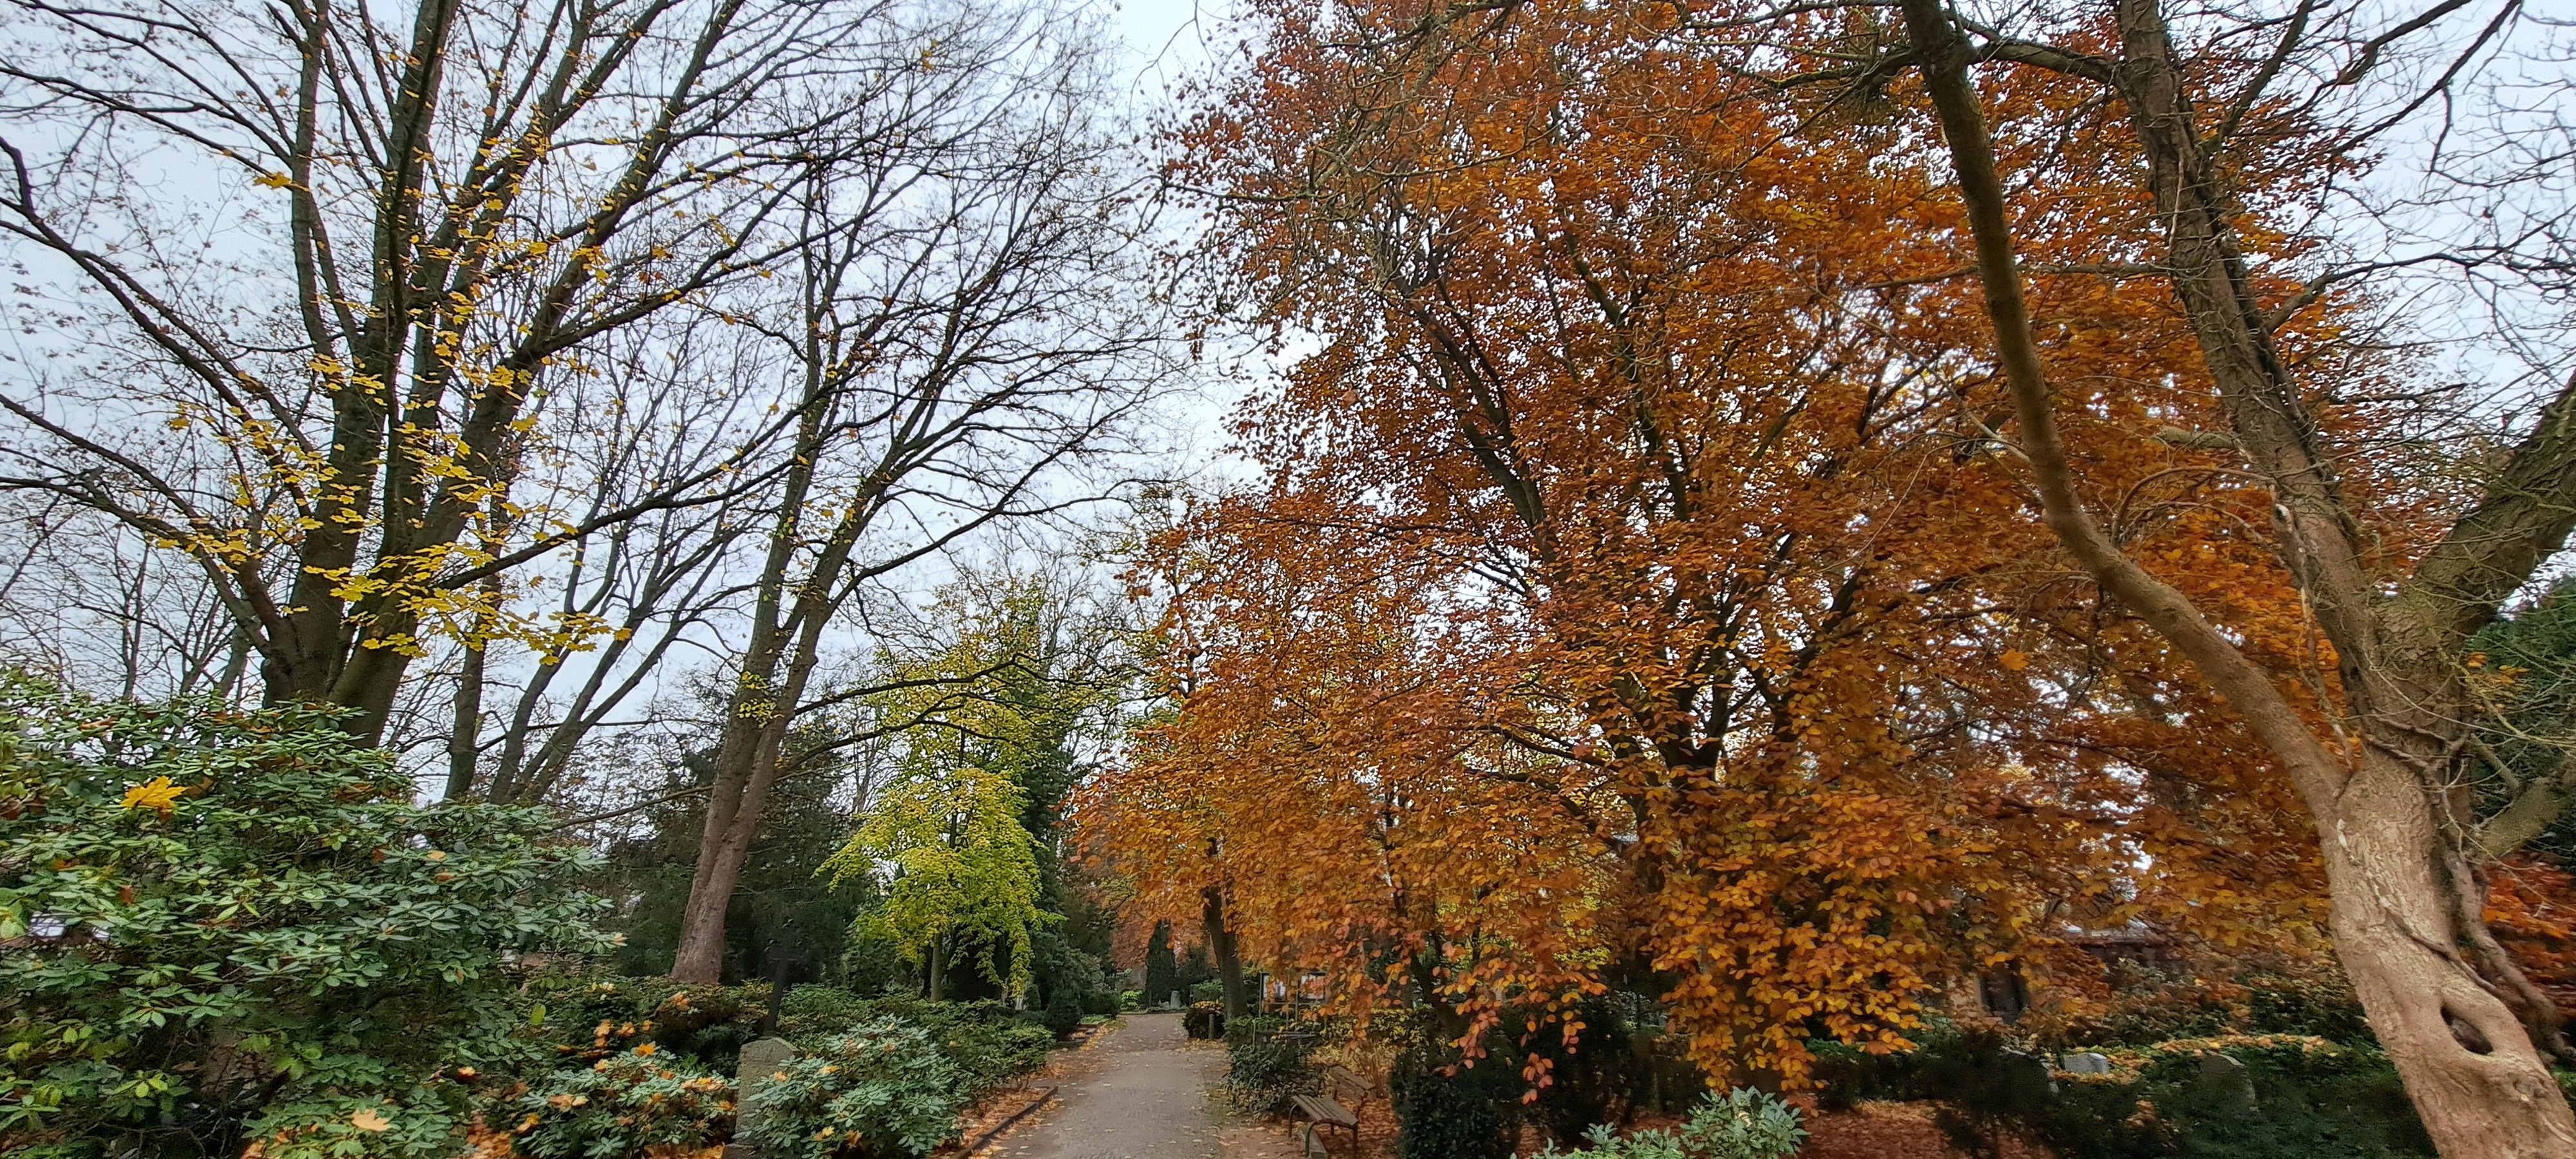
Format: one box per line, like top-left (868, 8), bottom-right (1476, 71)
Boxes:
top-left (1893, 0), bottom-right (2576, 1151)
top-left (443, 639), bottom-right (486, 802)
top-left (1204, 885), bottom-right (1249, 1019)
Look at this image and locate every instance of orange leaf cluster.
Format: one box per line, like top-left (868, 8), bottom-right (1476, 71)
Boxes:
top-left (1090, 0), bottom-right (2375, 1086)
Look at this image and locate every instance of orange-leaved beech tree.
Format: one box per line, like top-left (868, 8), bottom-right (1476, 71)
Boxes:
top-left (1091, 0), bottom-right (2353, 1085)
top-left (1831, 0), bottom-right (2576, 1150)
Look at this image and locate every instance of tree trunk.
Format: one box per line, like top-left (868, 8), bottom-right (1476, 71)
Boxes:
top-left (443, 638), bottom-right (486, 801)
top-left (929, 935), bottom-right (949, 1002)
top-left (1891, 1), bottom-right (2576, 1151)
top-left (1204, 886), bottom-right (1249, 1019)
top-left (670, 699), bottom-right (791, 982)
top-left (2324, 749), bottom-right (2576, 1156)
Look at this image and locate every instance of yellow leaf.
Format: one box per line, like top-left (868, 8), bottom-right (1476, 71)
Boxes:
top-left (1998, 649), bottom-right (2029, 672)
top-left (350, 1109), bottom-right (392, 1133)
top-left (119, 777), bottom-right (185, 815)
top-left (254, 173), bottom-right (295, 189)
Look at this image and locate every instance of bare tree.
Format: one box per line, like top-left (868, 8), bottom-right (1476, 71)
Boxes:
top-left (0, 0), bottom-right (921, 739)
top-left (660, 6), bottom-right (1170, 981)
top-left (433, 316), bottom-right (779, 805)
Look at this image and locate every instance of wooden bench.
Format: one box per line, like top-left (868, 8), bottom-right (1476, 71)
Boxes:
top-left (1320, 1064), bottom-right (1373, 1110)
top-left (1290, 1066), bottom-right (1374, 1154)
top-left (1289, 1093), bottom-right (1358, 1153)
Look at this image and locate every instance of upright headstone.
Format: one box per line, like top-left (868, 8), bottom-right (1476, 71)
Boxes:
top-left (723, 1037), bottom-right (800, 1159)
top-left (2197, 1051), bottom-right (2255, 1107)
top-left (2061, 1051), bottom-right (2112, 1075)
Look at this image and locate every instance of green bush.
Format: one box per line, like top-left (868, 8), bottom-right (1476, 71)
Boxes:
top-left (507, 1048), bottom-right (734, 1159)
top-left (1391, 1044), bottom-right (1515, 1159)
top-left (739, 1020), bottom-right (969, 1159)
top-left (0, 678), bottom-right (608, 1159)
top-left (1519, 999), bottom-right (1645, 1143)
top-left (1223, 1015), bottom-right (1316, 1113)
top-left (1187, 1001), bottom-right (1227, 1040)
top-left (777, 985), bottom-right (879, 1041)
top-left (1678, 1089), bottom-right (1806, 1159)
top-left (774, 991), bottom-right (1050, 1098)
top-left (515, 974), bottom-right (773, 1073)
top-left (2040, 968), bottom-right (2376, 1055)
top-left (1814, 1022), bottom-right (2434, 1159)
top-left (1040, 986), bottom-right (1083, 1037)
top-left (1540, 1088), bottom-right (1805, 1159)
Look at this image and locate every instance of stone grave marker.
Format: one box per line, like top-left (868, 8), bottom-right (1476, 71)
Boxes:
top-left (2061, 1051), bottom-right (2112, 1075)
top-left (723, 1037), bottom-right (799, 1159)
top-left (2197, 1051), bottom-right (2256, 1107)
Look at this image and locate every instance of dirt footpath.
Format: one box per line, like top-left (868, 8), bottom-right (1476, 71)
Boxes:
top-left (984, 1013), bottom-right (1293, 1159)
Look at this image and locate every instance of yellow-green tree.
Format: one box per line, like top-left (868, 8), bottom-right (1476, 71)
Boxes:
top-left (820, 576), bottom-right (1131, 999)
top-left (828, 764), bottom-right (1046, 1001)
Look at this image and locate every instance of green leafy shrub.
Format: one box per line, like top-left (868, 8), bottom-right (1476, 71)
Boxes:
top-left (1519, 999), bottom-right (1645, 1143)
top-left (1815, 1023), bottom-right (2434, 1159)
top-left (1223, 1015), bottom-right (1316, 1113)
top-left (507, 1047), bottom-right (734, 1159)
top-left (777, 985), bottom-right (880, 1040)
top-left (0, 677), bottom-right (608, 1159)
top-left (739, 1019), bottom-right (969, 1158)
top-left (1540, 1088), bottom-right (1805, 1159)
top-left (1676, 1089), bottom-right (1806, 1159)
top-left (774, 992), bottom-right (1050, 1098)
top-left (1391, 1044), bottom-right (1515, 1159)
top-left (515, 974), bottom-right (773, 1073)
top-left (1040, 986), bottom-right (1083, 1037)
top-left (2035, 968), bottom-right (2376, 1055)
top-left (1544, 1123), bottom-right (1689, 1159)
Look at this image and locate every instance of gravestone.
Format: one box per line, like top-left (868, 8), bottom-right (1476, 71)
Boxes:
top-left (2061, 1051), bottom-right (2112, 1075)
top-left (2197, 1051), bottom-right (2256, 1107)
top-left (723, 1037), bottom-right (799, 1159)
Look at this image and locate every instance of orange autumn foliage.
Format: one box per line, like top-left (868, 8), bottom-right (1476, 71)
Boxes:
top-left (1090, 0), bottom-right (2380, 1086)
top-left (2490, 857), bottom-right (2576, 1019)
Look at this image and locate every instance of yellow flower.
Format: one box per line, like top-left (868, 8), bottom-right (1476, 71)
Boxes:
top-left (634, 1043), bottom-right (658, 1056)
top-left (120, 777), bottom-right (185, 815)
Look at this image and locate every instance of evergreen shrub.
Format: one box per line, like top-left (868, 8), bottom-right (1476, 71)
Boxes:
top-left (1390, 1042), bottom-right (1515, 1159)
top-left (739, 1019), bottom-right (966, 1159)
top-left (0, 677), bottom-right (607, 1159)
top-left (1222, 1015), bottom-right (1316, 1113)
top-left (507, 1047), bottom-right (733, 1159)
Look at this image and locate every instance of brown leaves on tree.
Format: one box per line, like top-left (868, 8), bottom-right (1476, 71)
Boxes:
top-left (1091, 0), bottom-right (2367, 1088)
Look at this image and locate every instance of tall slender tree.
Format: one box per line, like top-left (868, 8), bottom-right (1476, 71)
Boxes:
top-left (660, 12), bottom-right (1165, 979)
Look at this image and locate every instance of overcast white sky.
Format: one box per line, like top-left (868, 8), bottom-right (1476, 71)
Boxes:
top-left (1100, 0), bottom-right (1236, 92)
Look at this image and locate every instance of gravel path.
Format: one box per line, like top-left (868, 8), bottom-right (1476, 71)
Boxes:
top-left (987, 1013), bottom-right (1256, 1159)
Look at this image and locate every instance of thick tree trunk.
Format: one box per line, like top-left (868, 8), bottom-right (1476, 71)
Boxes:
top-left (672, 581), bottom-right (838, 981)
top-left (2323, 749), bottom-right (2576, 1156)
top-left (1204, 886), bottom-right (1249, 1019)
top-left (670, 700), bottom-right (791, 982)
top-left (1892, 1), bottom-right (2576, 1151)
top-left (929, 936), bottom-right (949, 1002)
